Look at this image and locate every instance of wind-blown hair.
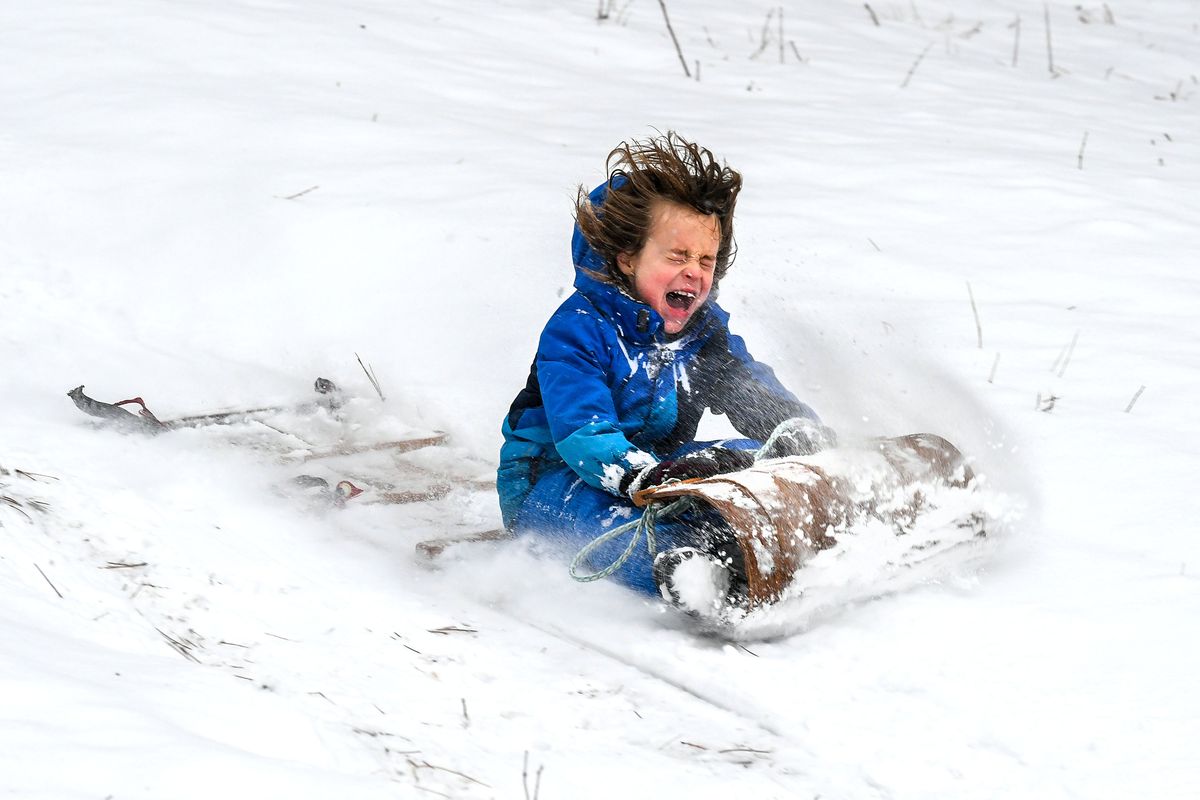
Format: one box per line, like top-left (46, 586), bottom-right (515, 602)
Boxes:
top-left (575, 131), bottom-right (742, 291)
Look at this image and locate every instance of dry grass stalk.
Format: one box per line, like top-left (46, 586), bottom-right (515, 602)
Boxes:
top-left (522, 751), bottom-right (544, 800)
top-left (1010, 15), bottom-right (1021, 67)
top-left (967, 281), bottom-right (983, 348)
top-left (1124, 385), bottom-right (1146, 413)
top-left (750, 8), bottom-right (776, 59)
top-left (1044, 3), bottom-right (1055, 75)
top-left (35, 563), bottom-right (63, 598)
top-left (282, 185), bottom-right (319, 200)
top-left (356, 352), bottom-right (386, 401)
top-left (656, 0), bottom-right (691, 77)
top-left (1056, 331), bottom-right (1079, 378)
top-left (778, 5), bottom-right (785, 64)
top-left (900, 42), bottom-right (934, 88)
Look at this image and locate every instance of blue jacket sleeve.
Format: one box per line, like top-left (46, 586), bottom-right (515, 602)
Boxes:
top-left (712, 326), bottom-right (820, 441)
top-left (536, 313), bottom-right (657, 495)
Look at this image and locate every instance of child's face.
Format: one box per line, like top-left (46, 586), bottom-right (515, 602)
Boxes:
top-left (617, 201), bottom-right (720, 335)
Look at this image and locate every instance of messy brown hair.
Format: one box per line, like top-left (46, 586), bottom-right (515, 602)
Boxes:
top-left (575, 131), bottom-right (742, 291)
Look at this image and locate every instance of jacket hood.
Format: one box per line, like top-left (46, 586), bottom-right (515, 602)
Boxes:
top-left (570, 178), bottom-right (715, 344)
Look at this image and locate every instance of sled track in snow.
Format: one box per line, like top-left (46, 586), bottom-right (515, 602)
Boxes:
top-left (518, 618), bottom-right (786, 738)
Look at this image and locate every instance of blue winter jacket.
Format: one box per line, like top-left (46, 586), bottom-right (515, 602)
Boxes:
top-left (497, 182), bottom-right (818, 529)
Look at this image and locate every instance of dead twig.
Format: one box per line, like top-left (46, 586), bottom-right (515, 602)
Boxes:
top-left (1044, 3), bottom-right (1055, 75)
top-left (1077, 131), bottom-right (1089, 169)
top-left (988, 352), bottom-right (1001, 384)
top-left (156, 627), bottom-right (200, 663)
top-left (778, 5), bottom-right (785, 64)
top-left (1055, 331), bottom-right (1080, 378)
top-left (280, 185), bottom-right (320, 201)
top-left (410, 759), bottom-right (490, 789)
top-left (356, 352), bottom-right (386, 401)
top-left (522, 751), bottom-right (544, 800)
top-left (864, 3), bottom-right (881, 26)
top-left (427, 625), bottom-right (479, 635)
top-left (15, 469), bottom-right (57, 482)
top-left (2, 496), bottom-right (31, 520)
top-left (102, 561), bottom-right (148, 569)
top-left (967, 281), bottom-right (983, 348)
top-left (900, 42), bottom-right (934, 88)
top-left (1124, 385), bottom-right (1146, 413)
top-left (35, 563), bottom-right (63, 598)
top-left (750, 8), bottom-right (776, 59)
top-left (655, 0), bottom-right (691, 78)
top-left (1009, 15), bottom-right (1021, 67)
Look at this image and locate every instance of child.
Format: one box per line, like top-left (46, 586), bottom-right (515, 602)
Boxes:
top-left (497, 132), bottom-right (833, 614)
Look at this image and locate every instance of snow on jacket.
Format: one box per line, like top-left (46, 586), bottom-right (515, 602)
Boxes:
top-left (497, 181), bottom-right (818, 529)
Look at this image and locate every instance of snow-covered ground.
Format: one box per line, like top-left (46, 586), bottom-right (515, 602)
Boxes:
top-left (3, 0), bottom-right (1198, 797)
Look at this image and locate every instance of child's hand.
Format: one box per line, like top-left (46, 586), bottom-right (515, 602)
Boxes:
top-left (622, 447), bottom-right (754, 498)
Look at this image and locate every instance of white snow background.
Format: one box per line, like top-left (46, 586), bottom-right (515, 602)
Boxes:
top-left (2, 0), bottom-right (1198, 797)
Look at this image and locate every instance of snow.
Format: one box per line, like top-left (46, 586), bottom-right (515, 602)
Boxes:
top-left (2, 0), bottom-right (1199, 797)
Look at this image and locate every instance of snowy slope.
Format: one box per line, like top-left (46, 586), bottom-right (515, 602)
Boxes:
top-left (2, 0), bottom-right (1198, 797)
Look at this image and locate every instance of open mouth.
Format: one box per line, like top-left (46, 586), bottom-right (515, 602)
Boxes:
top-left (665, 290), bottom-right (697, 311)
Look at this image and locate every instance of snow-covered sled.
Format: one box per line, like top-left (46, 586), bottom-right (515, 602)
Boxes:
top-left (634, 434), bottom-right (986, 610)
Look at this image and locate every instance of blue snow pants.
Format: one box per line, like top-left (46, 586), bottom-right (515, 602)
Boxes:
top-left (513, 440), bottom-right (759, 595)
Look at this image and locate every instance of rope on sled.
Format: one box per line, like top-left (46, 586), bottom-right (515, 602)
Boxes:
top-left (569, 497), bottom-right (693, 583)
